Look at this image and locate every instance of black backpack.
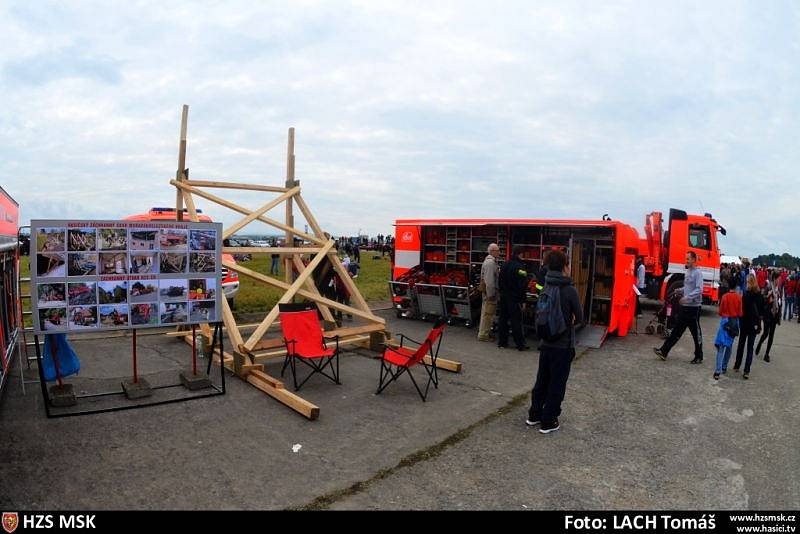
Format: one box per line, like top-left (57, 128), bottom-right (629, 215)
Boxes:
top-left (535, 284), bottom-right (568, 342)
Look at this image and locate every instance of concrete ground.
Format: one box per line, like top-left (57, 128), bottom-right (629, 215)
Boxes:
top-left (1, 301), bottom-right (798, 510)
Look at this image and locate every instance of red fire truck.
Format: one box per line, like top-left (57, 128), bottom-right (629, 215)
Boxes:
top-left (391, 209), bottom-right (723, 343)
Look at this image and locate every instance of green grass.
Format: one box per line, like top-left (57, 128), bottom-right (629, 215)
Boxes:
top-left (231, 253), bottom-right (392, 316)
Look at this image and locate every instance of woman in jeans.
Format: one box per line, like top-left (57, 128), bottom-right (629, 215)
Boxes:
top-left (713, 280), bottom-right (742, 379)
top-left (733, 274), bottom-right (764, 380)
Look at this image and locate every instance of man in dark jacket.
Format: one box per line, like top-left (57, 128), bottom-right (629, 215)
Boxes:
top-left (527, 249), bottom-right (583, 434)
top-left (498, 245), bottom-right (529, 350)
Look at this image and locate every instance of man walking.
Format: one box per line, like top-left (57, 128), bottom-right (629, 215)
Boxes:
top-left (526, 250), bottom-right (583, 434)
top-left (654, 251), bottom-right (705, 363)
top-left (498, 245), bottom-right (529, 351)
top-left (477, 243), bottom-right (500, 342)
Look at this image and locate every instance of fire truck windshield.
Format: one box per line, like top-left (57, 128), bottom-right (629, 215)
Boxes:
top-left (688, 224), bottom-right (711, 250)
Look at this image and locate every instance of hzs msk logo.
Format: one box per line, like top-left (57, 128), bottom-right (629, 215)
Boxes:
top-left (401, 231), bottom-right (413, 242)
top-left (2, 513), bottom-right (18, 534)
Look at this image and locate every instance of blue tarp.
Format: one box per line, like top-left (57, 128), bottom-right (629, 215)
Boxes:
top-left (42, 334), bottom-right (80, 382)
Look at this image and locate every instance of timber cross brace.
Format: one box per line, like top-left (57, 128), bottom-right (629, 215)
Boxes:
top-left (168, 105), bottom-right (388, 419)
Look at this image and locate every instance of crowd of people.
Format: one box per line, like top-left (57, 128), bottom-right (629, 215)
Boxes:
top-left (654, 255), bottom-right (798, 380)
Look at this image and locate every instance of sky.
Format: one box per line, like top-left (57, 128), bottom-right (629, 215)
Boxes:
top-left (1, 0), bottom-right (798, 258)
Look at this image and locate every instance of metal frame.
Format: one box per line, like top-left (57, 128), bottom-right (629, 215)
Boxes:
top-left (280, 335), bottom-right (341, 391)
top-left (388, 280), bottom-right (418, 319)
top-left (414, 283), bottom-right (447, 320)
top-left (33, 322), bottom-right (225, 418)
top-left (441, 284), bottom-right (479, 328)
top-left (376, 325), bottom-right (443, 402)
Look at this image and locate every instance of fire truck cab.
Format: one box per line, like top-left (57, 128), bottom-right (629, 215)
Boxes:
top-left (639, 209), bottom-right (725, 304)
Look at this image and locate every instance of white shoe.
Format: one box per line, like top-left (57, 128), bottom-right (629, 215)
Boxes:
top-left (525, 419), bottom-right (540, 427)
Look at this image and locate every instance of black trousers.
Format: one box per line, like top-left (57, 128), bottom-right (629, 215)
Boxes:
top-left (498, 298), bottom-right (525, 348)
top-left (529, 347), bottom-right (575, 425)
top-left (735, 327), bottom-right (757, 373)
top-left (660, 305), bottom-right (703, 359)
top-left (756, 316), bottom-right (777, 357)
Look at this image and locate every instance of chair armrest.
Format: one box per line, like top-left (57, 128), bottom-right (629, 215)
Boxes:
top-left (397, 333), bottom-right (423, 347)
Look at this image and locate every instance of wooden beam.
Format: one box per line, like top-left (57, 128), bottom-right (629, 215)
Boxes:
top-left (222, 247), bottom-right (321, 255)
top-left (294, 193), bottom-right (325, 239)
top-left (179, 188), bottom-right (213, 341)
top-left (284, 129), bottom-right (296, 286)
top-left (247, 370), bottom-right (319, 420)
top-left (184, 180), bottom-right (289, 193)
top-left (175, 104), bottom-right (188, 221)
top-left (244, 239), bottom-right (335, 351)
top-left (423, 356), bottom-right (462, 373)
top-left (223, 259), bottom-right (385, 326)
top-left (292, 255), bottom-right (335, 324)
top-left (328, 252), bottom-right (372, 314)
top-left (223, 186), bottom-right (301, 239)
top-left (171, 180), bottom-right (325, 245)
top-left (252, 334), bottom-right (373, 363)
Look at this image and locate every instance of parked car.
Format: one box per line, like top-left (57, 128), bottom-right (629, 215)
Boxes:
top-left (124, 207), bottom-right (240, 306)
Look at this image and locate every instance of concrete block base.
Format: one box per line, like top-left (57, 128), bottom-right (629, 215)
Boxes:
top-left (180, 371), bottom-right (212, 391)
top-left (121, 378), bottom-right (153, 400)
top-left (49, 384), bottom-right (77, 407)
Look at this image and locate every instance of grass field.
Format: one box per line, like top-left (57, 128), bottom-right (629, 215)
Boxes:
top-left (231, 253), bottom-right (392, 316)
top-left (19, 252), bottom-right (392, 321)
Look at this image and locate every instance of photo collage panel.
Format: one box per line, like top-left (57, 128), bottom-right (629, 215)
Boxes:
top-left (33, 224), bottom-right (219, 332)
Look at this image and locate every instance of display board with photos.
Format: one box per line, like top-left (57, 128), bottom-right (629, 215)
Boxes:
top-left (31, 220), bottom-right (223, 334)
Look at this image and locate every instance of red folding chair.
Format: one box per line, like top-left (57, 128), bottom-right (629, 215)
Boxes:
top-left (377, 318), bottom-right (445, 401)
top-left (279, 303), bottom-right (340, 391)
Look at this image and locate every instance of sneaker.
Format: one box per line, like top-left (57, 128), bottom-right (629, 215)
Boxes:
top-left (713, 373), bottom-right (720, 380)
top-left (690, 358), bottom-right (703, 364)
top-left (539, 420), bottom-right (560, 434)
top-left (743, 373), bottom-right (749, 380)
top-left (764, 355), bottom-right (770, 363)
top-left (653, 348), bottom-right (667, 360)
top-left (497, 344), bottom-right (508, 349)
top-left (517, 345), bottom-right (531, 351)
top-left (525, 418), bottom-right (541, 427)
top-left (477, 336), bottom-right (492, 342)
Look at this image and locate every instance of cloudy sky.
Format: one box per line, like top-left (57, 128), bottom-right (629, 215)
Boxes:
top-left (1, 1), bottom-right (798, 257)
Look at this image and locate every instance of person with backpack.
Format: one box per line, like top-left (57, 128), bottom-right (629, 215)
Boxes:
top-left (526, 249), bottom-right (583, 434)
top-left (733, 274), bottom-right (764, 379)
top-left (497, 245), bottom-right (530, 351)
top-left (713, 279), bottom-right (742, 379)
top-left (756, 271), bottom-right (781, 362)
top-left (653, 251), bottom-right (705, 363)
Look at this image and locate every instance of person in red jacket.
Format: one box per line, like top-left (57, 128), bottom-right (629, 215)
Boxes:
top-left (757, 268), bottom-right (768, 290)
top-left (713, 280), bottom-right (743, 379)
top-left (784, 275), bottom-right (796, 321)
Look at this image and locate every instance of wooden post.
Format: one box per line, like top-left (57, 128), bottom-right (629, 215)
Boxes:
top-left (285, 128), bottom-right (295, 284)
top-left (176, 105), bottom-right (189, 221)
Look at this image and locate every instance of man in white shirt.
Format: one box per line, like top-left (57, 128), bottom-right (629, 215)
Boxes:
top-left (636, 257), bottom-right (646, 317)
top-left (478, 243), bottom-right (500, 341)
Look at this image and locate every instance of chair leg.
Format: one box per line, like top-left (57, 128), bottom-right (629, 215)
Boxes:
top-left (406, 366), bottom-right (428, 402)
top-left (281, 354), bottom-right (290, 377)
top-left (290, 356), bottom-right (300, 391)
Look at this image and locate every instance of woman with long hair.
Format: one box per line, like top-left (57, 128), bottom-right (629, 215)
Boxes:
top-left (756, 271), bottom-right (782, 362)
top-left (733, 274), bottom-right (764, 379)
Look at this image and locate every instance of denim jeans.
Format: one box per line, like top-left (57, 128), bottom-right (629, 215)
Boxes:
top-left (785, 296), bottom-right (795, 320)
top-left (715, 344), bottom-right (733, 374)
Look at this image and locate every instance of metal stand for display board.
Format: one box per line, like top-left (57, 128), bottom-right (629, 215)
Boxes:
top-left (33, 322), bottom-right (225, 418)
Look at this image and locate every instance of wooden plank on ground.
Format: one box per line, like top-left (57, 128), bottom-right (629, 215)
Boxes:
top-left (251, 334), bottom-right (373, 362)
top-left (247, 370), bottom-right (320, 420)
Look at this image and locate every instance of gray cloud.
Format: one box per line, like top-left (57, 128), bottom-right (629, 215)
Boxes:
top-left (0, 0), bottom-right (798, 258)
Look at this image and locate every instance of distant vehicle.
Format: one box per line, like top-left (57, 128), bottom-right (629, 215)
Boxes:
top-left (251, 240), bottom-right (271, 247)
top-left (124, 207), bottom-right (240, 306)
